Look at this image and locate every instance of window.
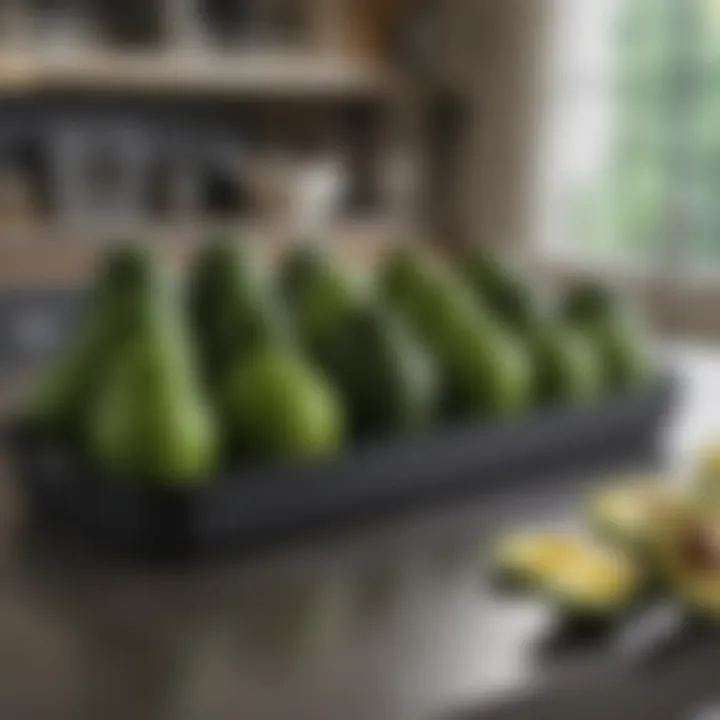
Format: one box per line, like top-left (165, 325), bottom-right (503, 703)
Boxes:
top-left (540, 0), bottom-right (720, 272)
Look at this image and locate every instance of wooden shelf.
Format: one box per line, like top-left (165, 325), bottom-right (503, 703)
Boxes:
top-left (0, 50), bottom-right (391, 98)
top-left (0, 217), bottom-right (404, 286)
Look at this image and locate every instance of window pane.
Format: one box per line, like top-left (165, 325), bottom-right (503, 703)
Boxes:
top-left (615, 0), bottom-right (677, 78)
top-left (541, 0), bottom-right (677, 264)
top-left (677, 76), bottom-right (720, 266)
top-left (694, 0), bottom-right (720, 66)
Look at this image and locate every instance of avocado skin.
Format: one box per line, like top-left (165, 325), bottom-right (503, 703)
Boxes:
top-left (188, 238), bottom-right (292, 382)
top-left (90, 315), bottom-right (218, 485)
top-left (30, 245), bottom-right (171, 442)
top-left (530, 321), bottom-right (603, 407)
top-left (380, 247), bottom-right (534, 419)
top-left (220, 346), bottom-right (345, 461)
top-left (563, 281), bottom-right (653, 391)
top-left (314, 305), bottom-right (441, 439)
top-left (279, 243), bottom-right (328, 305)
top-left (463, 250), bottom-right (543, 330)
top-left (290, 254), bottom-right (364, 358)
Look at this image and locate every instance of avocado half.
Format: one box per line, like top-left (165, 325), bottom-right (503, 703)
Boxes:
top-left (659, 506), bottom-right (720, 623)
top-left (587, 480), bottom-right (682, 558)
top-left (490, 531), bottom-right (594, 591)
top-left (694, 445), bottom-right (720, 505)
top-left (542, 548), bottom-right (640, 626)
top-left (491, 530), bottom-right (642, 625)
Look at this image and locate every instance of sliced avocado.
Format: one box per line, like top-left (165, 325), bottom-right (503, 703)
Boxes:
top-left (693, 445), bottom-right (720, 505)
top-left (588, 480), bottom-right (682, 557)
top-left (490, 531), bottom-right (591, 591)
top-left (660, 508), bottom-right (720, 623)
top-left (542, 547), bottom-right (640, 626)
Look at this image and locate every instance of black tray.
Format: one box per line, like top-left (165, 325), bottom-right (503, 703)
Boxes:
top-left (7, 378), bottom-right (676, 558)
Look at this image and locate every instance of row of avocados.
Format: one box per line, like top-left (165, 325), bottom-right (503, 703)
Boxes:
top-left (28, 239), bottom-right (654, 485)
top-left (491, 451), bottom-right (720, 628)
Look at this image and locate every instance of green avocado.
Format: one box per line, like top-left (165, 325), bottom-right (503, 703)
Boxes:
top-left (314, 305), bottom-right (441, 438)
top-left (278, 243), bottom-right (328, 305)
top-left (563, 282), bottom-right (653, 391)
top-left (294, 257), bottom-right (364, 354)
top-left (530, 321), bottom-right (603, 407)
top-left (463, 249), bottom-right (542, 329)
top-left (221, 347), bottom-right (345, 461)
top-left (188, 238), bottom-right (292, 381)
top-left (563, 281), bottom-right (620, 324)
top-left (380, 247), bottom-right (532, 418)
top-left (90, 299), bottom-right (218, 485)
top-left (30, 244), bottom-right (171, 441)
top-left (380, 244), bottom-right (471, 323)
top-left (445, 318), bottom-right (532, 418)
top-left (593, 315), bottom-right (653, 390)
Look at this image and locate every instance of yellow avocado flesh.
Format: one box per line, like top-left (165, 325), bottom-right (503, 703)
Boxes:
top-left (546, 551), bottom-right (637, 612)
top-left (590, 483), bottom-right (679, 544)
top-left (492, 532), bottom-right (595, 585)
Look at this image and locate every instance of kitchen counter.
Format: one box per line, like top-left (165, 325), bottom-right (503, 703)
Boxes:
top-left (0, 346), bottom-right (719, 720)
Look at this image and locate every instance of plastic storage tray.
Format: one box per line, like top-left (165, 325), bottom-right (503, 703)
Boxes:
top-left (8, 377), bottom-right (675, 558)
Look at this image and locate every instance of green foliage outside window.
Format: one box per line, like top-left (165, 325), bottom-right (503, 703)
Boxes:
top-left (567, 0), bottom-right (720, 264)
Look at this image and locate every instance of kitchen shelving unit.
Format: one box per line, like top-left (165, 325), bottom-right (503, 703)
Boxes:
top-left (0, 0), bottom-right (488, 285)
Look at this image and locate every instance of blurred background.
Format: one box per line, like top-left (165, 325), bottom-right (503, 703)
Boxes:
top-left (4, 0), bottom-right (720, 367)
top-left (0, 0), bottom-right (470, 376)
top-left (3, 3), bottom-right (720, 720)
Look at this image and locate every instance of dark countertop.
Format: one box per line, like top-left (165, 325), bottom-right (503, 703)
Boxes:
top-left (0, 349), bottom-right (719, 720)
top-left (1, 467), bottom-right (719, 720)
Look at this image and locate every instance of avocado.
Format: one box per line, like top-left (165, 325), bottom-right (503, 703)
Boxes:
top-left (30, 244), bottom-right (171, 442)
top-left (188, 238), bottom-right (292, 381)
top-left (563, 282), bottom-right (653, 391)
top-left (490, 531), bottom-right (591, 591)
top-left (542, 547), bottom-right (640, 626)
top-left (314, 305), bottom-right (440, 439)
top-left (447, 319), bottom-right (532, 418)
top-left (587, 481), bottom-right (682, 584)
top-left (464, 249), bottom-right (542, 329)
top-left (491, 530), bottom-right (641, 623)
top-left (381, 248), bottom-right (532, 418)
top-left (563, 281), bottom-right (620, 324)
top-left (278, 243), bottom-right (328, 305)
top-left (657, 506), bottom-right (720, 623)
top-left (380, 245), bottom-right (478, 326)
top-left (694, 445), bottom-right (720, 505)
top-left (90, 303), bottom-right (218, 485)
top-left (221, 347), bottom-right (345, 461)
top-left (294, 257), bottom-right (364, 354)
top-left (530, 321), bottom-right (603, 407)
